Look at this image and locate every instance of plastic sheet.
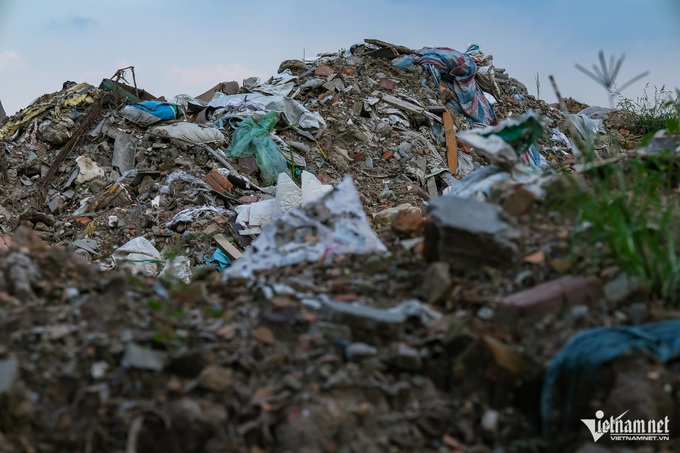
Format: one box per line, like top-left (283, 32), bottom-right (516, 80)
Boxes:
top-left (209, 93), bottom-right (326, 133)
top-left (225, 111), bottom-right (288, 184)
top-left (224, 176), bottom-right (386, 279)
top-left (204, 249), bottom-right (231, 271)
top-left (111, 237), bottom-right (163, 277)
top-left (568, 112), bottom-right (604, 142)
top-left (166, 206), bottom-right (232, 228)
top-left (458, 111), bottom-right (549, 169)
top-left (160, 255), bottom-right (192, 283)
top-left (444, 164), bottom-right (547, 202)
top-left (235, 171), bottom-right (333, 231)
top-left (120, 101), bottom-right (177, 126)
top-left (151, 122), bottom-right (225, 145)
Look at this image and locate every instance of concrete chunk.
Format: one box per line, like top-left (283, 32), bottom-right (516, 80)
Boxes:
top-left (424, 196), bottom-right (519, 269)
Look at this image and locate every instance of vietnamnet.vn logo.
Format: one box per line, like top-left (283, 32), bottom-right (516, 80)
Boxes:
top-left (581, 410), bottom-right (670, 442)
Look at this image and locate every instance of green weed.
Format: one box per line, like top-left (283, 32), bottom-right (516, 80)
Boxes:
top-left (616, 85), bottom-right (680, 136)
top-left (577, 157), bottom-right (680, 304)
top-left (553, 76), bottom-right (680, 305)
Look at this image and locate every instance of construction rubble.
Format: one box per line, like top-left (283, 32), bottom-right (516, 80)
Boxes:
top-left (0, 40), bottom-right (678, 452)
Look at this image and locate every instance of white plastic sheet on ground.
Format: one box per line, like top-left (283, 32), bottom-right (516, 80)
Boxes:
top-left (112, 236), bottom-right (163, 277)
top-left (245, 70), bottom-right (298, 97)
top-left (209, 93), bottom-right (326, 133)
top-left (160, 255), bottom-right (192, 284)
top-left (568, 112), bottom-right (604, 142)
top-left (158, 170), bottom-right (215, 200)
top-left (235, 171), bottom-right (333, 231)
top-left (120, 105), bottom-right (163, 127)
top-left (274, 172), bottom-right (302, 216)
top-left (444, 164), bottom-right (549, 202)
top-left (224, 176), bottom-right (387, 279)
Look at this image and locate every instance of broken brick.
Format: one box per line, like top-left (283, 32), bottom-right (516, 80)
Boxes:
top-left (0, 233), bottom-right (11, 255)
top-left (204, 168), bottom-right (233, 194)
top-left (500, 275), bottom-right (603, 322)
top-left (315, 65), bottom-right (335, 77)
top-left (238, 195), bottom-right (259, 204)
top-left (379, 78), bottom-right (397, 91)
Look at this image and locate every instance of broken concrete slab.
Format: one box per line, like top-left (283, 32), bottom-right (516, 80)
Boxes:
top-left (112, 131), bottom-right (138, 173)
top-left (423, 196), bottom-right (520, 269)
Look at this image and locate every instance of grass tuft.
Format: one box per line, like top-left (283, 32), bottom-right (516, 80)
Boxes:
top-left (566, 92), bottom-right (680, 305)
top-left (616, 85), bottom-right (680, 136)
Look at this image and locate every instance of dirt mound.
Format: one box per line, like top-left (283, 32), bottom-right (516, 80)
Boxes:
top-left (0, 39), bottom-right (675, 452)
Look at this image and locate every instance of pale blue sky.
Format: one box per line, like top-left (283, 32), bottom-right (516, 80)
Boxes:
top-left (1, 0), bottom-right (679, 115)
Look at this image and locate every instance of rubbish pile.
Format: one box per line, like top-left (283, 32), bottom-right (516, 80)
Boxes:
top-left (0, 39), bottom-right (676, 452)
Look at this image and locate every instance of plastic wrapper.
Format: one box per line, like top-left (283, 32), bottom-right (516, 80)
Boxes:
top-left (225, 111), bottom-right (288, 184)
top-left (458, 111), bottom-right (549, 169)
top-left (151, 122), bottom-right (225, 145)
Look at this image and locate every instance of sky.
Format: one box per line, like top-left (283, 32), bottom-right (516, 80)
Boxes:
top-left (1, 0), bottom-right (679, 116)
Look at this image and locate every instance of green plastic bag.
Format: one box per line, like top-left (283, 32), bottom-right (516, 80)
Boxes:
top-left (225, 111), bottom-right (288, 184)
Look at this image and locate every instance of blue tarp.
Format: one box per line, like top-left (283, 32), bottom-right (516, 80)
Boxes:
top-left (128, 101), bottom-right (176, 120)
top-left (541, 319), bottom-right (680, 437)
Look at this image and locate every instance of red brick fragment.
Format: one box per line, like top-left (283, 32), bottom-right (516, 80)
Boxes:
top-left (379, 78), bottom-right (397, 91)
top-left (205, 168), bottom-right (233, 193)
top-left (0, 233), bottom-right (11, 255)
top-left (501, 275), bottom-right (603, 320)
top-left (315, 65), bottom-right (335, 77)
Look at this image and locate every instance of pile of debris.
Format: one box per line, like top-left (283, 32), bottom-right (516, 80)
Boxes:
top-left (1, 39), bottom-right (677, 452)
top-left (0, 40), bottom-right (625, 275)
